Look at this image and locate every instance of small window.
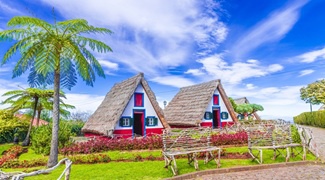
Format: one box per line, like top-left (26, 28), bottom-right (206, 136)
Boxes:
top-left (119, 117), bottom-right (133, 127)
top-left (221, 112), bottom-right (229, 119)
top-left (134, 93), bottom-right (144, 107)
top-left (204, 112), bottom-right (212, 120)
top-left (146, 116), bottom-right (158, 126)
top-left (213, 95), bottom-right (219, 105)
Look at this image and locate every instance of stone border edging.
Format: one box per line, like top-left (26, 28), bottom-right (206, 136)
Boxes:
top-left (164, 161), bottom-right (324, 180)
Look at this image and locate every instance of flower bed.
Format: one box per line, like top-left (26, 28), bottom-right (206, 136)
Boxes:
top-left (0, 145), bottom-right (25, 167)
top-left (60, 132), bottom-right (248, 155)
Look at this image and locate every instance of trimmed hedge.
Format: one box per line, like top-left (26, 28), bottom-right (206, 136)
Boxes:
top-left (294, 111), bottom-right (325, 128)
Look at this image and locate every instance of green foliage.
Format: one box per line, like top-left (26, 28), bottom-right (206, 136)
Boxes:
top-left (290, 125), bottom-right (301, 143)
top-left (235, 103), bottom-right (264, 118)
top-left (294, 111), bottom-right (325, 128)
top-left (30, 122), bottom-right (75, 155)
top-left (300, 79), bottom-right (325, 105)
top-left (64, 120), bottom-right (85, 136)
top-left (0, 110), bottom-right (28, 144)
top-left (229, 97), bottom-right (237, 110)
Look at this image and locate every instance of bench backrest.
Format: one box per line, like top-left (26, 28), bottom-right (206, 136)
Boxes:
top-left (247, 124), bottom-right (293, 147)
top-left (162, 127), bottom-right (212, 152)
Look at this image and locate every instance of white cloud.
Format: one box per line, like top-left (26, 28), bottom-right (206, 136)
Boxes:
top-left (150, 76), bottom-right (195, 88)
top-left (299, 69), bottom-right (314, 77)
top-left (232, 0), bottom-right (308, 59)
top-left (65, 93), bottom-right (104, 113)
top-left (0, 1), bottom-right (23, 15)
top-left (185, 69), bottom-right (205, 76)
top-left (246, 83), bottom-right (256, 90)
top-left (297, 47), bottom-right (325, 63)
top-left (186, 54), bottom-right (283, 84)
top-left (98, 60), bottom-right (118, 70)
top-left (225, 84), bottom-right (313, 121)
top-left (39, 0), bottom-right (227, 81)
top-left (0, 79), bottom-right (28, 109)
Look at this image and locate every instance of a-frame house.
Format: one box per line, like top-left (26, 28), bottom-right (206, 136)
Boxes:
top-left (82, 73), bottom-right (169, 138)
top-left (164, 79), bottom-right (238, 128)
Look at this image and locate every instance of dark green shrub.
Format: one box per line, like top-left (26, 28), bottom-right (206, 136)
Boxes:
top-left (0, 110), bottom-right (28, 144)
top-left (31, 121), bottom-right (75, 155)
top-left (294, 111), bottom-right (325, 128)
top-left (65, 120), bottom-right (85, 136)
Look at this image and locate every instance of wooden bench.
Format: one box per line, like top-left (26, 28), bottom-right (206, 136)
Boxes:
top-left (247, 124), bottom-right (305, 164)
top-left (162, 127), bottom-right (221, 175)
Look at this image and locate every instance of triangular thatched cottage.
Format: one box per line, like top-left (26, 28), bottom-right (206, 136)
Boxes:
top-left (234, 97), bottom-right (261, 120)
top-left (164, 80), bottom-right (238, 128)
top-left (82, 73), bottom-right (169, 138)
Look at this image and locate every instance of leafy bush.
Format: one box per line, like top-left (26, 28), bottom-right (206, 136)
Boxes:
top-left (291, 125), bottom-right (301, 143)
top-left (0, 110), bottom-right (28, 144)
top-left (64, 120), bottom-right (85, 136)
top-left (31, 121), bottom-right (75, 155)
top-left (294, 111), bottom-right (325, 128)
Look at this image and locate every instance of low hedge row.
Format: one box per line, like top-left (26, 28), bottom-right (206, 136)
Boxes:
top-left (60, 131), bottom-right (248, 155)
top-left (294, 111), bottom-right (325, 128)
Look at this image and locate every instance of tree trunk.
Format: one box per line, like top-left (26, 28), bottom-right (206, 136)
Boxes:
top-left (22, 97), bottom-right (38, 146)
top-left (48, 70), bottom-right (60, 167)
top-left (36, 109), bottom-right (41, 127)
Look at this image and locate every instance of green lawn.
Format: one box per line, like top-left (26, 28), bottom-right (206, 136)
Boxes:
top-left (0, 143), bottom-right (13, 156)
top-left (1, 146), bottom-right (316, 180)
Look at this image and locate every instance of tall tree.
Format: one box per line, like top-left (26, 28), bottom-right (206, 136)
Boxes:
top-left (0, 16), bottom-right (112, 167)
top-left (300, 80), bottom-right (325, 111)
top-left (1, 88), bottom-right (54, 146)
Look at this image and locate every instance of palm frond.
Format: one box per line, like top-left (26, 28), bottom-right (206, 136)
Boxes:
top-left (7, 16), bottom-right (53, 33)
top-left (75, 36), bottom-right (112, 53)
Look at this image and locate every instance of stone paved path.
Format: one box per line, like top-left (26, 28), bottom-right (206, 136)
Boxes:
top-left (301, 125), bottom-right (325, 161)
top-left (191, 164), bottom-right (325, 180)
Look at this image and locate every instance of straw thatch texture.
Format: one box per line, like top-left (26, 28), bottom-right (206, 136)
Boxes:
top-left (164, 80), bottom-right (238, 126)
top-left (82, 73), bottom-right (168, 135)
top-left (234, 97), bottom-right (261, 120)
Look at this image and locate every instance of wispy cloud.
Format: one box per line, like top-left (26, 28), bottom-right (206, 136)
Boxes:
top-left (98, 60), bottom-right (119, 75)
top-left (231, 0), bottom-right (308, 59)
top-left (225, 84), bottom-right (311, 120)
top-left (0, 1), bottom-right (22, 15)
top-left (40, 0), bottom-right (227, 84)
top-left (185, 54), bottom-right (283, 84)
top-left (297, 47), bottom-right (325, 63)
top-left (298, 69), bottom-right (314, 77)
top-left (150, 75), bottom-right (195, 88)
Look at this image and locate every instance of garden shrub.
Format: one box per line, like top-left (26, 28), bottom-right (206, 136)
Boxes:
top-left (60, 131), bottom-right (248, 155)
top-left (31, 121), bottom-right (75, 155)
top-left (64, 120), bottom-right (85, 136)
top-left (0, 110), bottom-right (28, 144)
top-left (294, 111), bottom-right (325, 128)
top-left (290, 125), bottom-right (301, 143)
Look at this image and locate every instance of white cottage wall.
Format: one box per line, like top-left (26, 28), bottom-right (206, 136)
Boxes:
top-left (115, 83), bottom-right (163, 130)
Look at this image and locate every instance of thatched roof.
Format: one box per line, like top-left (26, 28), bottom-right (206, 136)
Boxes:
top-left (82, 73), bottom-right (169, 135)
top-left (234, 97), bottom-right (261, 120)
top-left (164, 80), bottom-right (238, 126)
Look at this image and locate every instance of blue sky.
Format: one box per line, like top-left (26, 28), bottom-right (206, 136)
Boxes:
top-left (0, 0), bottom-right (325, 120)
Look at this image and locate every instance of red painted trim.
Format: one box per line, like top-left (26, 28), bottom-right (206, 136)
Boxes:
top-left (221, 121), bottom-right (234, 127)
top-left (146, 128), bottom-right (163, 135)
top-left (170, 125), bottom-right (197, 128)
top-left (200, 122), bottom-right (212, 127)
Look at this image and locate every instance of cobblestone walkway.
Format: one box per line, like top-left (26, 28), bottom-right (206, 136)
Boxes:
top-left (301, 125), bottom-right (325, 161)
top-left (191, 164), bottom-right (325, 180)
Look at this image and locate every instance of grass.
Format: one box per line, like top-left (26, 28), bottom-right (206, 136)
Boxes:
top-left (0, 143), bottom-right (13, 156)
top-left (1, 146), bottom-right (316, 180)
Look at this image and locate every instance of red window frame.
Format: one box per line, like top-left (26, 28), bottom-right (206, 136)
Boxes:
top-left (213, 95), bottom-right (219, 105)
top-left (134, 93), bottom-right (144, 107)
